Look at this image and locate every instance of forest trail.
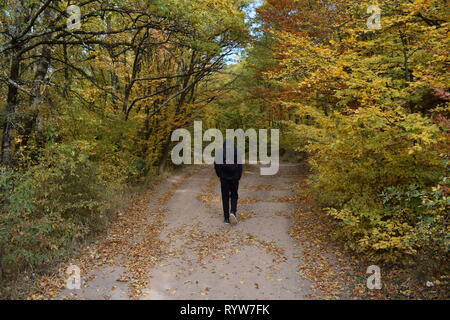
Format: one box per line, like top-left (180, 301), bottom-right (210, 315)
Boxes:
top-left (56, 163), bottom-right (313, 300)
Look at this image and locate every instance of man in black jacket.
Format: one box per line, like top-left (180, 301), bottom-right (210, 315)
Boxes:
top-left (214, 140), bottom-right (243, 225)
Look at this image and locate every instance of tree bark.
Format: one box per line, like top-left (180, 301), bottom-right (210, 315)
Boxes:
top-left (1, 53), bottom-right (20, 168)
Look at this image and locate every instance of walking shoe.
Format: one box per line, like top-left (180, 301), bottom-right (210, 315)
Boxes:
top-left (224, 218), bottom-right (230, 224)
top-left (230, 213), bottom-right (238, 226)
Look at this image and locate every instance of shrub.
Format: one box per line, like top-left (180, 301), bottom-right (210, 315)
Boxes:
top-left (303, 106), bottom-right (449, 267)
top-left (0, 143), bottom-right (123, 279)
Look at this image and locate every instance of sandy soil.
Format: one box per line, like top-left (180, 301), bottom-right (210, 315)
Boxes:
top-left (57, 163), bottom-right (312, 300)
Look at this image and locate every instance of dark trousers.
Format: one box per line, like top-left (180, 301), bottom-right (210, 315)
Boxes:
top-left (220, 179), bottom-right (239, 219)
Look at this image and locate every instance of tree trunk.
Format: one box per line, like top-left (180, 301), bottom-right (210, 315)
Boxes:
top-left (18, 9), bottom-right (52, 148)
top-left (31, 43), bottom-right (51, 136)
top-left (158, 136), bottom-right (172, 174)
top-left (1, 53), bottom-right (20, 168)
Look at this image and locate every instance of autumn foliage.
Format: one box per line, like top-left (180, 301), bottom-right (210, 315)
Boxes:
top-left (0, 0), bottom-right (448, 297)
top-left (244, 0), bottom-right (449, 270)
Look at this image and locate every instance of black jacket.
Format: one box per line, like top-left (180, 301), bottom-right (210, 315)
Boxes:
top-left (214, 143), bottom-right (243, 181)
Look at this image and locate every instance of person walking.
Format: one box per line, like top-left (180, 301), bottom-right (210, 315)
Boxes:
top-left (214, 139), bottom-right (243, 225)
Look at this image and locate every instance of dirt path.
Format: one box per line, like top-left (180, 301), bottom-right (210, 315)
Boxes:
top-left (56, 163), bottom-right (312, 300)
